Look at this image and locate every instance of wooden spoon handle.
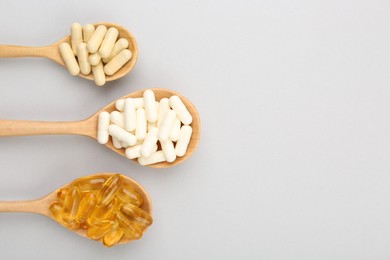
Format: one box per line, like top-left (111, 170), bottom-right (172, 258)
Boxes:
top-left (0, 200), bottom-right (47, 214)
top-left (0, 45), bottom-right (50, 58)
top-left (0, 45), bottom-right (63, 65)
top-left (0, 119), bottom-right (96, 138)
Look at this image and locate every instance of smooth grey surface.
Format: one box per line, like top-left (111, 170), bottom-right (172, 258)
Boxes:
top-left (0, 0), bottom-right (390, 259)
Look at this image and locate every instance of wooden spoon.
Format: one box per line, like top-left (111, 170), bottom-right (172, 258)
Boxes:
top-left (0, 173), bottom-right (151, 245)
top-left (0, 88), bottom-right (200, 168)
top-left (0, 22), bottom-right (138, 82)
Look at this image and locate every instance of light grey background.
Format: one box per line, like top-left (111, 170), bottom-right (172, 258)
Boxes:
top-left (0, 0), bottom-right (389, 259)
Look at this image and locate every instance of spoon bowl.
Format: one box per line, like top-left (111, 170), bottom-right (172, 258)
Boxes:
top-left (0, 173), bottom-right (151, 245)
top-left (0, 22), bottom-right (138, 82)
top-left (95, 88), bottom-right (201, 168)
top-left (0, 88), bottom-right (200, 168)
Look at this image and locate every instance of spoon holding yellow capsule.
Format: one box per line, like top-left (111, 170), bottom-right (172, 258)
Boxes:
top-left (0, 22), bottom-right (137, 82)
top-left (0, 88), bottom-right (200, 168)
top-left (0, 173), bottom-right (152, 247)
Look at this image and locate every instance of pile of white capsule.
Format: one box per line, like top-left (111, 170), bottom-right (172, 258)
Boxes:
top-left (97, 89), bottom-right (193, 165)
top-left (59, 23), bottom-right (132, 86)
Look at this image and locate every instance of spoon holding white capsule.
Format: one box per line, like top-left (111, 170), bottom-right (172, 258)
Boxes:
top-left (0, 88), bottom-right (200, 168)
top-left (0, 22), bottom-right (137, 83)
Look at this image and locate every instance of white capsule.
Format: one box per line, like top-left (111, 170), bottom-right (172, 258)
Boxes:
top-left (108, 124), bottom-right (137, 146)
top-left (102, 38), bottom-right (129, 63)
top-left (99, 27), bottom-right (119, 58)
top-left (141, 127), bottom-right (158, 158)
top-left (135, 108), bottom-right (147, 140)
top-left (88, 52), bottom-right (101, 66)
top-left (112, 137), bottom-right (122, 149)
top-left (169, 96), bottom-right (192, 125)
top-left (110, 111), bottom-right (125, 128)
top-left (71, 23), bottom-right (82, 55)
top-left (143, 89), bottom-right (158, 123)
top-left (115, 99), bottom-right (125, 111)
top-left (76, 43), bottom-right (91, 75)
top-left (138, 151), bottom-right (166, 166)
top-left (134, 98), bottom-right (144, 108)
top-left (87, 25), bottom-right (107, 53)
top-left (125, 145), bottom-right (142, 159)
top-left (59, 42), bottom-right (80, 76)
top-left (146, 102), bottom-right (159, 129)
top-left (104, 49), bottom-right (132, 76)
top-left (115, 97), bottom-right (143, 111)
top-left (157, 98), bottom-right (169, 127)
top-left (170, 117), bottom-right (181, 142)
top-left (92, 61), bottom-right (106, 86)
top-left (158, 110), bottom-right (176, 142)
top-left (175, 126), bottom-right (192, 157)
top-left (161, 140), bottom-right (176, 162)
top-left (97, 112), bottom-right (110, 144)
top-left (82, 24), bottom-right (95, 43)
top-left (126, 144), bottom-right (157, 159)
top-left (124, 98), bottom-right (136, 132)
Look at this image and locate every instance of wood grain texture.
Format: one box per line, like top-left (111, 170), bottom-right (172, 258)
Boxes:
top-left (0, 173), bottom-right (152, 245)
top-left (0, 22), bottom-right (138, 82)
top-left (0, 88), bottom-right (200, 168)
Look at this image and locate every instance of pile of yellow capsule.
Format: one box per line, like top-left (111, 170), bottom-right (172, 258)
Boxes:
top-left (49, 174), bottom-right (152, 247)
top-left (59, 23), bottom-right (133, 86)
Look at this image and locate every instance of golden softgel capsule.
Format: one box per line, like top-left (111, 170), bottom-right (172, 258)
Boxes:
top-left (103, 227), bottom-right (124, 247)
top-left (63, 187), bottom-right (81, 221)
top-left (76, 193), bottom-right (96, 224)
top-left (87, 219), bottom-right (117, 240)
top-left (114, 210), bottom-right (143, 240)
top-left (87, 198), bottom-right (117, 225)
top-left (49, 203), bottom-right (79, 230)
top-left (96, 174), bottom-right (123, 206)
top-left (57, 188), bottom-right (68, 204)
top-left (121, 203), bottom-right (153, 228)
top-left (74, 176), bottom-right (107, 191)
top-left (116, 185), bottom-right (143, 206)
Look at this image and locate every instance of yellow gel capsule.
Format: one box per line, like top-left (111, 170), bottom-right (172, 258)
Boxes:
top-left (87, 198), bottom-right (116, 225)
top-left (56, 188), bottom-right (69, 204)
top-left (116, 185), bottom-right (143, 206)
top-left (121, 203), bottom-right (153, 228)
top-left (49, 203), bottom-right (63, 222)
top-left (49, 203), bottom-right (79, 230)
top-left (103, 227), bottom-right (124, 247)
top-left (76, 193), bottom-right (96, 224)
top-left (87, 219), bottom-right (117, 240)
top-left (74, 176), bottom-right (106, 191)
top-left (114, 210), bottom-right (142, 240)
top-left (96, 174), bottom-right (123, 206)
top-left (63, 186), bottom-right (81, 221)
top-left (62, 218), bottom-right (81, 230)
